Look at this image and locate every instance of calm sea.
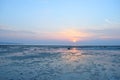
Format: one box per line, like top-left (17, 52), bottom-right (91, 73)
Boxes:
top-left (0, 45), bottom-right (120, 80)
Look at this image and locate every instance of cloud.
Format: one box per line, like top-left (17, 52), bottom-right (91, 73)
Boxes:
top-left (0, 24), bottom-right (120, 45)
top-left (92, 27), bottom-right (120, 39)
top-left (105, 19), bottom-right (111, 23)
top-left (0, 28), bottom-right (35, 40)
top-left (35, 28), bottom-right (94, 42)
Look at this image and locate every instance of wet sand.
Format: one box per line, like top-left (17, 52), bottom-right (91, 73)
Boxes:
top-left (0, 45), bottom-right (120, 80)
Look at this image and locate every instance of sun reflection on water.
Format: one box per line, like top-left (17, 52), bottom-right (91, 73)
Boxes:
top-left (62, 48), bottom-right (83, 62)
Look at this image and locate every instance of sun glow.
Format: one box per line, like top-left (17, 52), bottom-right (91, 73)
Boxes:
top-left (35, 28), bottom-right (92, 42)
top-left (60, 29), bottom-right (91, 42)
top-left (72, 39), bottom-right (77, 43)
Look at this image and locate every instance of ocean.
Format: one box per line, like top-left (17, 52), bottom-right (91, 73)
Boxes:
top-left (0, 45), bottom-right (120, 80)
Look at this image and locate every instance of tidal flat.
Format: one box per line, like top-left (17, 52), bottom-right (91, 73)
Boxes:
top-left (0, 45), bottom-right (120, 80)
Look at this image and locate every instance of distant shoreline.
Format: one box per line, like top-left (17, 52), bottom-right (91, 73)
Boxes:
top-left (0, 44), bottom-right (120, 47)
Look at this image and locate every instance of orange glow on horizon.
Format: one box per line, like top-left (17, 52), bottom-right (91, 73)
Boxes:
top-left (35, 29), bottom-right (93, 42)
top-left (72, 39), bottom-right (77, 43)
top-left (60, 29), bottom-right (92, 42)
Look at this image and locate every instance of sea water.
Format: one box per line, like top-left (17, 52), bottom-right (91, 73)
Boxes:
top-left (0, 45), bottom-right (120, 80)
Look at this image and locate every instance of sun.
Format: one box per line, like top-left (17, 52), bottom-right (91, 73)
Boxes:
top-left (58, 29), bottom-right (91, 43)
top-left (72, 39), bottom-right (77, 43)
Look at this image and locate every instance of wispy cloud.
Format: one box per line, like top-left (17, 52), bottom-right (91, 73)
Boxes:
top-left (0, 28), bottom-right (35, 40)
top-left (0, 24), bottom-right (120, 45)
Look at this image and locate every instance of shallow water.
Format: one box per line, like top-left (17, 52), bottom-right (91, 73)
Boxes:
top-left (0, 45), bottom-right (120, 80)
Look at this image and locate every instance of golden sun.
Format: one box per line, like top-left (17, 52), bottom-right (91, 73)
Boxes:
top-left (72, 39), bottom-right (77, 43)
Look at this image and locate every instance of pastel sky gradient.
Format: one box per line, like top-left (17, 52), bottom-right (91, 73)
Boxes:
top-left (0, 0), bottom-right (120, 45)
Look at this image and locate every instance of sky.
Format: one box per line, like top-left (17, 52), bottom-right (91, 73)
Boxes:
top-left (0, 0), bottom-right (120, 45)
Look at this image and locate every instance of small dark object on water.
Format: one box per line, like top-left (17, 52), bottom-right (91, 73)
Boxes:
top-left (34, 49), bottom-right (37, 51)
top-left (68, 48), bottom-right (71, 50)
top-left (20, 73), bottom-right (23, 75)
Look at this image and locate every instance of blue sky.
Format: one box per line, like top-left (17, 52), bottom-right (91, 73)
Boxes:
top-left (0, 0), bottom-right (120, 45)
